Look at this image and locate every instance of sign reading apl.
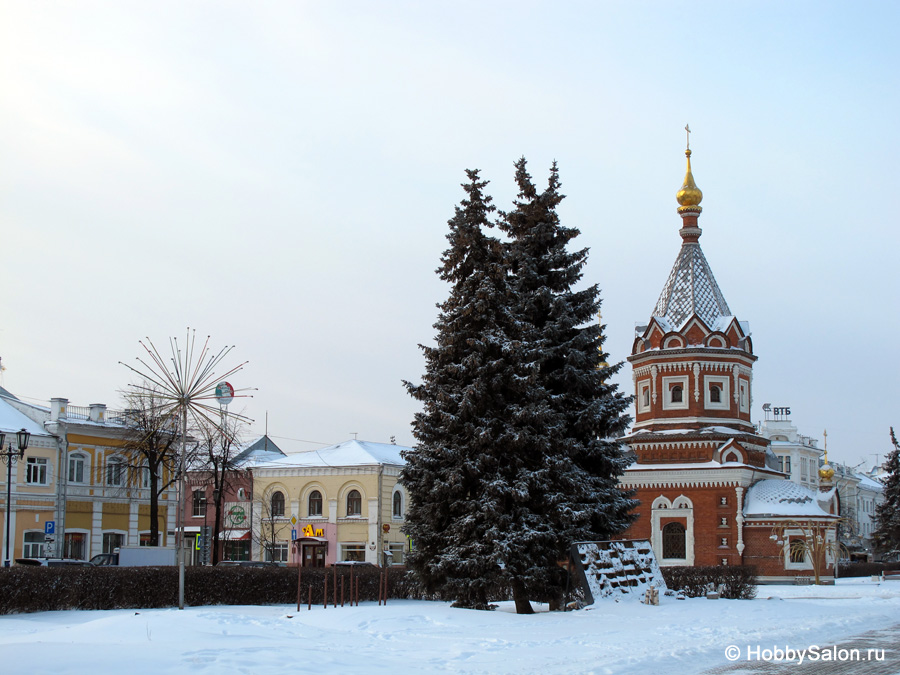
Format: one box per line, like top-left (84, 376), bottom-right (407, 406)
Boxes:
top-left (301, 524), bottom-right (325, 537)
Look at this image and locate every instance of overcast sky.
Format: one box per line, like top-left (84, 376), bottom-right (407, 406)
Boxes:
top-left (1, 1), bottom-right (897, 469)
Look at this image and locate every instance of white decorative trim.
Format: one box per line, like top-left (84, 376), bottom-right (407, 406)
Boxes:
top-left (693, 363), bottom-right (700, 402)
top-left (661, 375), bottom-right (689, 410)
top-left (735, 487), bottom-right (745, 555)
top-left (637, 380), bottom-right (652, 413)
top-left (651, 495), bottom-right (694, 566)
top-left (650, 366), bottom-right (658, 404)
top-left (703, 374), bottom-right (730, 411)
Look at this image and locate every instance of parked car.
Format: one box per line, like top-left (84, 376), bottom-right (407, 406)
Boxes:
top-left (15, 558), bottom-right (93, 567)
top-left (89, 553), bottom-right (119, 566)
top-left (215, 560), bottom-right (282, 568)
top-left (333, 561), bottom-right (376, 567)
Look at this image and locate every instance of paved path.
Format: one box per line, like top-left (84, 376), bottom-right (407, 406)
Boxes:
top-left (703, 623), bottom-right (900, 674)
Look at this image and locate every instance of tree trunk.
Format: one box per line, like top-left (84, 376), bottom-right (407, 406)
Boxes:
top-left (149, 467), bottom-right (159, 546)
top-left (212, 478), bottom-right (223, 565)
top-left (512, 579), bottom-right (534, 614)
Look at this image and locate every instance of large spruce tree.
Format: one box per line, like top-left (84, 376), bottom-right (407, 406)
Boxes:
top-left (873, 428), bottom-right (900, 556)
top-left (402, 161), bottom-right (634, 614)
top-left (402, 169), bottom-right (513, 609)
top-left (495, 159), bottom-right (634, 613)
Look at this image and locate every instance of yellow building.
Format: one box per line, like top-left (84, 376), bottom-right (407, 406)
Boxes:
top-left (2, 392), bottom-right (176, 561)
top-left (250, 440), bottom-right (409, 566)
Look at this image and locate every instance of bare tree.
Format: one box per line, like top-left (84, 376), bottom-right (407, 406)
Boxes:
top-left (120, 386), bottom-right (182, 546)
top-left (193, 412), bottom-right (247, 564)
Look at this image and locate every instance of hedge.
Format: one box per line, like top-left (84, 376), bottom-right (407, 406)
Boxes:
top-left (0, 566), bottom-right (411, 615)
top-left (660, 565), bottom-right (758, 599)
top-left (836, 562), bottom-right (900, 578)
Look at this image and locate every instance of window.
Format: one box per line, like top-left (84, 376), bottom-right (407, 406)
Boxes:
top-left (388, 542), bottom-right (406, 565)
top-left (225, 541), bottom-right (250, 561)
top-left (341, 543), bottom-right (366, 562)
top-left (308, 490), bottom-right (323, 517)
top-left (192, 489), bottom-right (207, 517)
top-left (782, 456), bottom-right (792, 474)
top-left (800, 457), bottom-right (808, 481)
top-left (788, 538), bottom-right (806, 564)
top-left (662, 522), bottom-right (686, 559)
top-left (637, 380), bottom-right (651, 413)
top-left (23, 531), bottom-right (44, 558)
top-left (270, 491), bottom-right (285, 517)
top-left (141, 464), bottom-right (150, 489)
top-left (65, 532), bottom-right (86, 560)
top-left (346, 490), bottom-right (362, 516)
top-left (662, 376), bottom-right (689, 410)
top-left (709, 384), bottom-right (722, 403)
top-left (103, 532), bottom-right (125, 554)
top-left (106, 457), bottom-right (125, 486)
top-left (26, 457), bottom-right (48, 485)
top-left (265, 542), bottom-right (288, 563)
top-left (68, 453), bottom-right (86, 483)
top-left (392, 491), bottom-right (403, 519)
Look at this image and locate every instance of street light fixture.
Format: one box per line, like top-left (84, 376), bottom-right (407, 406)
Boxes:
top-left (3, 428), bottom-right (32, 567)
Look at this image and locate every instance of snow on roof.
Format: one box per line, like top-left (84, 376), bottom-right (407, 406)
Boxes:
top-left (0, 396), bottom-right (52, 437)
top-left (231, 435), bottom-right (286, 466)
top-left (250, 439), bottom-right (409, 469)
top-left (855, 473), bottom-right (884, 491)
top-left (743, 479), bottom-right (836, 518)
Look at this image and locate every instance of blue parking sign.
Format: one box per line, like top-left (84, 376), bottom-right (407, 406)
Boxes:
top-left (44, 521), bottom-right (55, 535)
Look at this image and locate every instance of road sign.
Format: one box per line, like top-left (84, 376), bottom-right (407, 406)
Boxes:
top-left (44, 521), bottom-right (55, 535)
top-left (291, 529), bottom-right (297, 540)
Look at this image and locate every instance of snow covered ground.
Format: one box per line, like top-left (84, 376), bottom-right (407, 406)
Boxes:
top-left (1, 578), bottom-right (898, 674)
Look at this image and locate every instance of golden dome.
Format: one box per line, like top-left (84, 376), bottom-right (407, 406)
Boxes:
top-left (818, 463), bottom-right (835, 482)
top-left (676, 149), bottom-right (703, 209)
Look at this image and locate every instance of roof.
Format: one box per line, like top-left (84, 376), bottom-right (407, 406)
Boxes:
top-left (0, 395), bottom-right (53, 438)
top-left (231, 435), bottom-right (287, 466)
top-left (251, 439), bottom-right (408, 470)
top-left (743, 479), bottom-right (836, 519)
top-left (652, 241), bottom-right (732, 331)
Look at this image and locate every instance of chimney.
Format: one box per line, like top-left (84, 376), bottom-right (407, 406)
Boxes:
top-left (50, 398), bottom-right (69, 421)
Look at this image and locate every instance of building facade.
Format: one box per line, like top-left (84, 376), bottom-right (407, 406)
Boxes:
top-left (2, 391), bottom-right (177, 561)
top-left (250, 440), bottom-right (409, 566)
top-left (181, 435), bottom-right (286, 565)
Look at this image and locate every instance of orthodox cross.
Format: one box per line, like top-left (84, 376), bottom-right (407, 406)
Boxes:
top-left (685, 123), bottom-right (691, 150)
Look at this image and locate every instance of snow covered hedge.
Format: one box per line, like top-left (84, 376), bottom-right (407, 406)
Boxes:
top-left (0, 566), bottom-right (418, 614)
top-left (659, 566), bottom-right (757, 599)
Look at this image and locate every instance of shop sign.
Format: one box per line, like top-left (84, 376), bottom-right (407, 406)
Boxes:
top-left (301, 524), bottom-right (324, 537)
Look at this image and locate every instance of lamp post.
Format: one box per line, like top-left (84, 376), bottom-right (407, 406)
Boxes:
top-left (2, 428), bottom-right (32, 567)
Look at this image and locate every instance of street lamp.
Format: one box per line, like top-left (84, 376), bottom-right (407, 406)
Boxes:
top-left (3, 428), bottom-right (32, 567)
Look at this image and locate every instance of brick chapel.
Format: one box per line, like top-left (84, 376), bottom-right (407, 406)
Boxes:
top-left (616, 138), bottom-right (839, 583)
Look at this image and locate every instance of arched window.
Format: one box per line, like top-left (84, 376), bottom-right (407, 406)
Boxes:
top-left (662, 522), bottom-right (686, 559)
top-left (308, 490), bottom-right (323, 517)
top-left (68, 453), bottom-right (86, 483)
top-left (392, 491), bottom-right (403, 518)
top-left (270, 491), bottom-right (285, 517)
top-left (346, 489), bottom-right (362, 516)
top-left (106, 457), bottom-right (125, 486)
top-left (670, 385), bottom-right (683, 404)
top-left (709, 384), bottom-right (722, 403)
